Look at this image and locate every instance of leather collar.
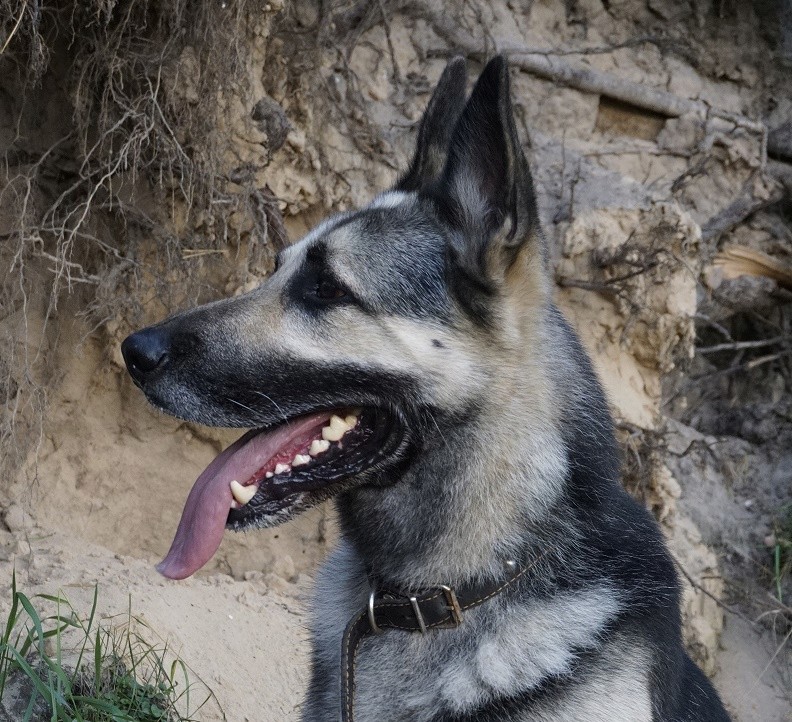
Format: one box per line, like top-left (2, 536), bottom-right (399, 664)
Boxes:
top-left (340, 558), bottom-right (533, 722)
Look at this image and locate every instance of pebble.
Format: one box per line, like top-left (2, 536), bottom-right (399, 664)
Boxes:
top-left (3, 504), bottom-right (31, 533)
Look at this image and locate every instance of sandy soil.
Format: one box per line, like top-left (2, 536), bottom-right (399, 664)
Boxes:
top-left (0, 524), bottom-right (310, 721)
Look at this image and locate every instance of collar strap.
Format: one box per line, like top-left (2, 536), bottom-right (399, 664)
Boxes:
top-left (340, 559), bottom-right (529, 722)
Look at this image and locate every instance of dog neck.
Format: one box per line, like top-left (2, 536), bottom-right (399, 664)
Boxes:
top-left (338, 304), bottom-right (622, 591)
top-left (338, 365), bottom-right (575, 590)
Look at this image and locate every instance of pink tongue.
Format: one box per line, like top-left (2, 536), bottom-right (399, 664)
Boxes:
top-left (157, 412), bottom-right (332, 580)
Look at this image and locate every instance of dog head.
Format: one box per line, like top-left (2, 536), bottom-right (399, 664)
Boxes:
top-left (122, 56), bottom-right (547, 579)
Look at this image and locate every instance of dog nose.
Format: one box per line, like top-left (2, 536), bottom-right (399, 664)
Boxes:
top-left (121, 327), bottom-right (170, 384)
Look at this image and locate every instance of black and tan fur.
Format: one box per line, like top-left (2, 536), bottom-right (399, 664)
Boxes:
top-left (122, 57), bottom-right (730, 721)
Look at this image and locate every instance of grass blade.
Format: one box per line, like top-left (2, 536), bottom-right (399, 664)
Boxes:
top-left (1, 582), bottom-right (223, 721)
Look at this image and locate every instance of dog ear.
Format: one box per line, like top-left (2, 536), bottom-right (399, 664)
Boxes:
top-left (395, 57), bottom-right (468, 192)
top-left (431, 55), bottom-right (542, 279)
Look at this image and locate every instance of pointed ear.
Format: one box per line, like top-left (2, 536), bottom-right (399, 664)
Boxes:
top-left (432, 56), bottom-right (542, 278)
top-left (395, 57), bottom-right (468, 192)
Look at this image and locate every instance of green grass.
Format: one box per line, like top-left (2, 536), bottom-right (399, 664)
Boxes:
top-left (0, 572), bottom-right (222, 721)
top-left (771, 502), bottom-right (792, 606)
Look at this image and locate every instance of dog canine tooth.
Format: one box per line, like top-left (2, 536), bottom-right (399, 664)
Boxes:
top-left (309, 439), bottom-right (330, 456)
top-left (274, 462), bottom-right (290, 475)
top-left (292, 453), bottom-right (311, 467)
top-left (230, 480), bottom-right (257, 505)
top-left (344, 414), bottom-right (358, 428)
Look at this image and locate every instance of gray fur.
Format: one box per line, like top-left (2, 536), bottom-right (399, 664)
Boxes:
top-left (307, 542), bottom-right (626, 721)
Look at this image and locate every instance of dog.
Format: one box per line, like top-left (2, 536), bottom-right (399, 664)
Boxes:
top-left (121, 56), bottom-right (730, 721)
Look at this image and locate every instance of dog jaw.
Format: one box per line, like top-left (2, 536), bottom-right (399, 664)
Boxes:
top-left (156, 406), bottom-right (410, 579)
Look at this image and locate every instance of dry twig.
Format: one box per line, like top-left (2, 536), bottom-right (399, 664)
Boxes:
top-left (673, 558), bottom-right (755, 626)
top-left (701, 184), bottom-right (785, 242)
top-left (698, 337), bottom-right (789, 354)
top-left (416, 1), bottom-right (765, 134)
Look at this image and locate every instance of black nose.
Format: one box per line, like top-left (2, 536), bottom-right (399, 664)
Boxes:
top-left (121, 327), bottom-right (170, 385)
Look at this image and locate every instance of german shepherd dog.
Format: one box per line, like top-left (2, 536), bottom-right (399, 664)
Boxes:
top-left (122, 57), bottom-right (730, 721)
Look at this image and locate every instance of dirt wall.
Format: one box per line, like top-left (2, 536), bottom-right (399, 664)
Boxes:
top-left (2, 1), bottom-right (791, 720)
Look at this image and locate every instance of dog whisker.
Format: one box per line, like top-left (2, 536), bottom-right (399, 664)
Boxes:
top-left (226, 397), bottom-right (258, 415)
top-left (425, 409), bottom-right (450, 450)
top-left (249, 390), bottom-right (290, 424)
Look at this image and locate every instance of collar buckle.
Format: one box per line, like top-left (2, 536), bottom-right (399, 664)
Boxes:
top-left (368, 590), bottom-right (383, 634)
top-left (409, 596), bottom-right (428, 633)
top-left (437, 584), bottom-right (464, 627)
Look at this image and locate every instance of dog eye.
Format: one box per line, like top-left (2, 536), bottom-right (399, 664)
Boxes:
top-left (315, 275), bottom-right (347, 301)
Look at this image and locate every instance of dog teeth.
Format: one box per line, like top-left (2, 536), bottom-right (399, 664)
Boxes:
top-left (309, 439), bottom-right (330, 456)
top-left (230, 480), bottom-right (258, 505)
top-left (344, 414), bottom-right (358, 428)
top-left (274, 462), bottom-right (290, 475)
top-left (321, 427), bottom-right (341, 442)
top-left (322, 414), bottom-right (351, 442)
top-left (292, 453), bottom-right (311, 467)
top-left (265, 471), bottom-right (274, 478)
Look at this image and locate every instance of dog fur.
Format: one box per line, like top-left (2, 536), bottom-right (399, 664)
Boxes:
top-left (123, 56), bottom-right (730, 721)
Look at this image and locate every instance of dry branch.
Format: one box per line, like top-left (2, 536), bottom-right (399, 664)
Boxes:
top-left (701, 183), bottom-right (786, 242)
top-left (500, 51), bottom-right (697, 118)
top-left (0, 1), bottom-right (25, 55)
top-left (419, 2), bottom-right (764, 134)
top-left (690, 351), bottom-right (792, 381)
top-left (698, 337), bottom-right (788, 354)
top-left (672, 557), bottom-right (754, 625)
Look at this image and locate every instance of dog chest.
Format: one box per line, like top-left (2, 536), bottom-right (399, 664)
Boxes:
top-left (309, 551), bottom-right (649, 721)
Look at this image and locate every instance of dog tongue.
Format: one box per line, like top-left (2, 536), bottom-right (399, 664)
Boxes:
top-left (156, 412), bottom-right (331, 580)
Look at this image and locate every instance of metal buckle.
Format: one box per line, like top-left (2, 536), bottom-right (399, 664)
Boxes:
top-left (368, 591), bottom-right (383, 634)
top-left (439, 585), bottom-right (464, 626)
top-left (409, 596), bottom-right (428, 634)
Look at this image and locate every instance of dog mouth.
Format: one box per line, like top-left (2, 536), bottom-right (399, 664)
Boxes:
top-left (157, 406), bottom-right (402, 579)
